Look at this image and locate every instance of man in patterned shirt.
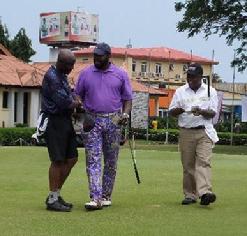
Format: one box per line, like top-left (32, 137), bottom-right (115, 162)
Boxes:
top-left (41, 49), bottom-right (81, 212)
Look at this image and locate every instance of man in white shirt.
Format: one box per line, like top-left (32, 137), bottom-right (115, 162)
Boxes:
top-left (169, 63), bottom-right (218, 206)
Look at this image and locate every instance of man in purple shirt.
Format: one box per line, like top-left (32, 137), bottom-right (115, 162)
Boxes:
top-left (75, 42), bottom-right (133, 210)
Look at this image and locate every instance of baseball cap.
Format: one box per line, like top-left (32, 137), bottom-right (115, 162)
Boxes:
top-left (187, 63), bottom-right (203, 76)
top-left (93, 42), bottom-right (111, 56)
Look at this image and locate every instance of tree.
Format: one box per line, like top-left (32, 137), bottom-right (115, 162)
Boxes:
top-left (10, 28), bottom-right (36, 62)
top-left (212, 73), bottom-right (223, 83)
top-left (0, 23), bottom-right (10, 49)
top-left (175, 0), bottom-right (247, 72)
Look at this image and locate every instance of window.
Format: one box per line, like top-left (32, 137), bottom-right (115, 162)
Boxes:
top-left (141, 62), bottom-right (147, 73)
top-left (183, 64), bottom-right (188, 72)
top-left (155, 63), bottom-right (162, 74)
top-left (158, 109), bottom-right (168, 118)
top-left (132, 60), bottom-right (136, 72)
top-left (169, 63), bottom-right (174, 71)
top-left (14, 92), bottom-right (18, 122)
top-left (2, 91), bottom-right (9, 109)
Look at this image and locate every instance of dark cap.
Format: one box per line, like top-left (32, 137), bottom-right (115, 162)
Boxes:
top-left (187, 63), bottom-right (203, 76)
top-left (93, 42), bottom-right (111, 56)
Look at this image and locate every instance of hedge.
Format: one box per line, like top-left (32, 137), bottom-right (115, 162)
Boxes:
top-left (0, 128), bottom-right (36, 146)
top-left (0, 127), bottom-right (247, 146)
top-left (130, 128), bottom-right (247, 145)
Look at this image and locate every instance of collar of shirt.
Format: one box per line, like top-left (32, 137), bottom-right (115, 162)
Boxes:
top-left (51, 65), bottom-right (67, 80)
top-left (92, 63), bottom-right (114, 73)
top-left (184, 82), bottom-right (207, 93)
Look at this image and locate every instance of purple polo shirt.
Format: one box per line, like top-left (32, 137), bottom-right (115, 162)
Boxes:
top-left (75, 63), bottom-right (133, 113)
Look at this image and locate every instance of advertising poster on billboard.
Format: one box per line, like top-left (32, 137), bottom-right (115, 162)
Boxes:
top-left (40, 13), bottom-right (60, 39)
top-left (39, 11), bottom-right (99, 46)
top-left (71, 12), bottom-right (91, 36)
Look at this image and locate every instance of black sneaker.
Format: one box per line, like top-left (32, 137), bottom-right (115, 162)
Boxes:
top-left (58, 196), bottom-right (73, 208)
top-left (46, 200), bottom-right (71, 212)
top-left (181, 198), bottom-right (197, 205)
top-left (200, 193), bottom-right (216, 206)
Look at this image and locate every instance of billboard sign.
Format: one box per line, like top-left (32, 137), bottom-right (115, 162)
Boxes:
top-left (39, 11), bottom-right (99, 45)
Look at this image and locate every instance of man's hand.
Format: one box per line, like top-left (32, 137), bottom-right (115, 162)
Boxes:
top-left (74, 95), bottom-right (82, 108)
top-left (191, 106), bottom-right (216, 119)
top-left (169, 108), bottom-right (185, 117)
top-left (118, 113), bottom-right (129, 126)
top-left (191, 106), bottom-right (201, 116)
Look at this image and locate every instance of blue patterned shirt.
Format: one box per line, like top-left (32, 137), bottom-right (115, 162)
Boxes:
top-left (41, 66), bottom-right (74, 115)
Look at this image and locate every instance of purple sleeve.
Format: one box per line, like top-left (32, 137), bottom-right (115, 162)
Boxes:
top-left (121, 71), bottom-right (133, 100)
top-left (75, 71), bottom-right (85, 100)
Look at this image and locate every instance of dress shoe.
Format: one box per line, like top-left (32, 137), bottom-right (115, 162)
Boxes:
top-left (200, 193), bottom-right (216, 205)
top-left (181, 197), bottom-right (197, 205)
top-left (46, 200), bottom-right (71, 212)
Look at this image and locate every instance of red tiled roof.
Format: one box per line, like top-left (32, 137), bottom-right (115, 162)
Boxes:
top-left (131, 80), bottom-right (166, 96)
top-left (74, 47), bottom-right (218, 65)
top-left (33, 62), bottom-right (165, 95)
top-left (0, 43), bottom-right (12, 56)
top-left (0, 55), bottom-right (43, 87)
top-left (0, 55), bottom-right (165, 96)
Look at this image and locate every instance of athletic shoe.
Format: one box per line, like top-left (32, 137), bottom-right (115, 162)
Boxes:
top-left (200, 193), bottom-right (216, 206)
top-left (181, 198), bottom-right (197, 205)
top-left (46, 196), bottom-right (73, 208)
top-left (46, 200), bottom-right (71, 212)
top-left (58, 196), bottom-right (73, 208)
top-left (102, 198), bottom-right (112, 207)
top-left (84, 200), bottom-right (103, 210)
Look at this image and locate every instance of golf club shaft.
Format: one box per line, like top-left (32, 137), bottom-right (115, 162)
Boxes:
top-left (129, 133), bottom-right (141, 184)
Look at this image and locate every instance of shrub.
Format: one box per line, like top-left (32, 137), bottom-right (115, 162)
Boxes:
top-left (131, 128), bottom-right (247, 145)
top-left (0, 127), bottom-right (35, 146)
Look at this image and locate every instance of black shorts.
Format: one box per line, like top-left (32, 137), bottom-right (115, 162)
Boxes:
top-left (45, 114), bottom-right (78, 162)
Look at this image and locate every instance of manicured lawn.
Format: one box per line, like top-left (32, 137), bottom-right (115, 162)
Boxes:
top-left (0, 146), bottom-right (247, 236)
top-left (132, 140), bottom-right (247, 155)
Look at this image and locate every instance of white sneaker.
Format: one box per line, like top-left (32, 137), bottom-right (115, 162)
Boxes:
top-left (84, 200), bottom-right (103, 210)
top-left (102, 198), bottom-right (112, 207)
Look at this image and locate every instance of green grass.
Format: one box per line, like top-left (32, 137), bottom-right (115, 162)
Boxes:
top-left (0, 146), bottom-right (247, 236)
top-left (131, 140), bottom-right (247, 155)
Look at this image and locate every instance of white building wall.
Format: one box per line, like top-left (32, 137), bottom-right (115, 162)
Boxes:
top-left (29, 90), bottom-right (41, 127)
top-left (8, 90), bottom-right (15, 127)
top-left (131, 92), bottom-right (149, 129)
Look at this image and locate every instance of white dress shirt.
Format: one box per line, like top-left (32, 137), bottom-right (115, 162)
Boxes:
top-left (169, 83), bottom-right (219, 143)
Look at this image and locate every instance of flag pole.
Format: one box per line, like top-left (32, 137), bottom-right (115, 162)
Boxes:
top-left (230, 52), bottom-right (236, 146)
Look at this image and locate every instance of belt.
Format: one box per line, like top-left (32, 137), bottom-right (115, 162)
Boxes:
top-left (87, 111), bottom-right (120, 118)
top-left (180, 125), bottom-right (205, 130)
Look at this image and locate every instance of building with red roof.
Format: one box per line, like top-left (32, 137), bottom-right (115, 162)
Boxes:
top-left (0, 43), bottom-right (166, 128)
top-left (74, 46), bottom-right (218, 117)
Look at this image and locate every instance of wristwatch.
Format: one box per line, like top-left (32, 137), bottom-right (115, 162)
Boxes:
top-left (122, 113), bottom-right (129, 119)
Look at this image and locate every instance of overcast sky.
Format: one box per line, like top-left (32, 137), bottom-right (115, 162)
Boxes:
top-left (1, 0), bottom-right (245, 82)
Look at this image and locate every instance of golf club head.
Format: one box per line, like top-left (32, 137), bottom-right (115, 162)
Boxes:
top-left (83, 113), bottom-right (95, 132)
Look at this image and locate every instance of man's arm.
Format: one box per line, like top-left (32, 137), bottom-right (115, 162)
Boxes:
top-left (118, 100), bottom-right (132, 125)
top-left (122, 100), bottom-right (132, 115)
top-left (200, 109), bottom-right (216, 119)
top-left (168, 90), bottom-right (184, 117)
top-left (169, 108), bottom-right (185, 117)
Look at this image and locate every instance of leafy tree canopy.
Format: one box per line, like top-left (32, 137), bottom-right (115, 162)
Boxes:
top-left (175, 0), bottom-right (247, 72)
top-left (0, 22), bottom-right (35, 62)
top-left (0, 23), bottom-right (10, 49)
top-left (10, 28), bottom-right (36, 63)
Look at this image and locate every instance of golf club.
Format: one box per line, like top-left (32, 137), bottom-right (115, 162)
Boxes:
top-left (128, 129), bottom-right (141, 184)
